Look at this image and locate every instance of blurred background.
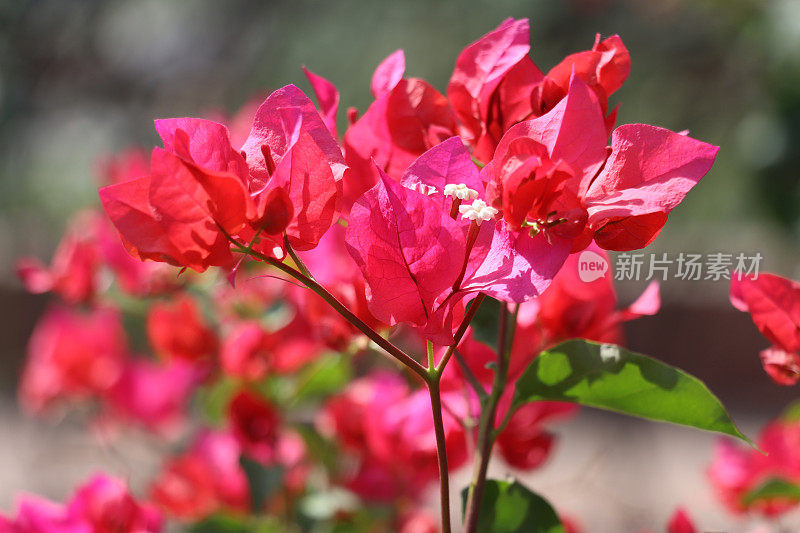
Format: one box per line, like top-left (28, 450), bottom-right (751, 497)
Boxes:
top-left (1, 0), bottom-right (799, 530)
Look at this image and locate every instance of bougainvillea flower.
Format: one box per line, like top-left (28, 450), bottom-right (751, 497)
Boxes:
top-left (146, 295), bottom-right (218, 362)
top-left (2, 494), bottom-right (86, 532)
top-left (150, 455), bottom-right (219, 520)
top-left (149, 120), bottom-right (272, 259)
top-left (66, 474), bottom-right (163, 533)
top-left (18, 209), bottom-right (180, 301)
top-left (94, 213), bottom-right (181, 296)
top-left (345, 166), bottom-right (467, 343)
top-left (666, 508), bottom-right (697, 533)
top-left (98, 153), bottom-right (236, 272)
top-left (317, 372), bottom-right (409, 453)
top-left (227, 390), bottom-right (282, 464)
top-left (709, 417), bottom-right (800, 516)
top-left (343, 51), bottom-right (456, 210)
top-left (533, 33), bottom-right (630, 129)
top-left (105, 359), bottom-right (201, 434)
top-left (19, 306), bottom-right (128, 413)
top-left (17, 211), bottom-right (101, 304)
top-left (448, 17), bottom-right (542, 163)
top-left (486, 74), bottom-right (718, 251)
top-left (731, 272), bottom-right (800, 385)
top-left (397, 510), bottom-right (439, 533)
top-left (240, 84), bottom-right (345, 250)
top-left (150, 429), bottom-right (249, 520)
top-left (495, 398), bottom-right (577, 470)
top-left (302, 66), bottom-right (340, 139)
top-left (189, 430), bottom-right (250, 513)
top-left (730, 273), bottom-right (800, 349)
top-left (319, 373), bottom-right (467, 502)
top-left (346, 137), bottom-right (570, 344)
top-left (371, 50), bottom-right (406, 98)
top-left (1, 475), bottom-right (162, 533)
top-left (219, 318), bottom-right (320, 380)
top-left (584, 123), bottom-right (718, 250)
top-left (100, 85), bottom-right (345, 272)
top-left (447, 18), bottom-right (630, 163)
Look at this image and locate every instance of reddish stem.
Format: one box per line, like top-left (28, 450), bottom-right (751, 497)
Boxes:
top-left (463, 303), bottom-right (510, 532)
top-left (429, 378), bottom-right (452, 533)
top-left (239, 245), bottom-right (429, 381)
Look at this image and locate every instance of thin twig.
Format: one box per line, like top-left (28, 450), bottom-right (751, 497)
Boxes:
top-left (283, 234), bottom-right (315, 280)
top-left (228, 235), bottom-right (428, 381)
top-left (453, 348), bottom-right (489, 400)
top-left (435, 293), bottom-right (486, 374)
top-left (429, 379), bottom-right (452, 533)
top-left (464, 302), bottom-right (511, 532)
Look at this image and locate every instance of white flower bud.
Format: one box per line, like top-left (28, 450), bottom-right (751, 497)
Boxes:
top-left (459, 199), bottom-right (498, 226)
top-left (444, 183), bottom-right (479, 201)
top-left (412, 183), bottom-right (438, 196)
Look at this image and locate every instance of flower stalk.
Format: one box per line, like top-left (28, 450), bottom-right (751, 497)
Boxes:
top-left (463, 302), bottom-right (512, 532)
top-left (233, 237), bottom-right (494, 533)
top-left (231, 239), bottom-right (429, 381)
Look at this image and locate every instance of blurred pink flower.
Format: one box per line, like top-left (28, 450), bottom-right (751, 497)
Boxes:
top-left (146, 295), bottom-right (218, 362)
top-left (104, 359), bottom-right (201, 434)
top-left (150, 429), bottom-right (249, 520)
top-left (709, 418), bottom-right (800, 516)
top-left (17, 212), bottom-right (101, 304)
top-left (228, 390), bottom-right (282, 464)
top-left (20, 306), bottom-right (127, 413)
top-left (1, 475), bottom-right (161, 533)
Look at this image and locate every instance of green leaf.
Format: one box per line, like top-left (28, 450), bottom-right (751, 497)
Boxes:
top-left (470, 297), bottom-right (502, 347)
top-left (742, 477), bottom-right (800, 506)
top-left (239, 456), bottom-right (285, 511)
top-left (513, 340), bottom-right (752, 444)
top-left (293, 353), bottom-right (352, 402)
top-left (196, 377), bottom-right (238, 425)
top-left (187, 515), bottom-right (250, 533)
top-left (187, 514), bottom-right (282, 533)
top-left (780, 400), bottom-right (800, 422)
top-left (295, 423), bottom-right (341, 474)
top-left (460, 479), bottom-right (564, 533)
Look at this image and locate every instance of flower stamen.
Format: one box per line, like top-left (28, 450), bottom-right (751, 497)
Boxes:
top-left (444, 183), bottom-right (479, 201)
top-left (459, 199), bottom-right (498, 226)
top-left (445, 184), bottom-right (480, 220)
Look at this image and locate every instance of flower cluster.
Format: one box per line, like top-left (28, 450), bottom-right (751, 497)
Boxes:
top-left (7, 17), bottom-right (730, 533)
top-left (709, 413), bottom-right (800, 517)
top-left (92, 17), bottom-right (715, 346)
top-left (1, 475), bottom-right (162, 532)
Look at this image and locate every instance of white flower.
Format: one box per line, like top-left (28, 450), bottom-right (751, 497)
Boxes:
top-left (444, 183), bottom-right (479, 201)
top-left (409, 182), bottom-right (438, 196)
top-left (600, 344), bottom-right (621, 363)
top-left (459, 199), bottom-right (498, 225)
